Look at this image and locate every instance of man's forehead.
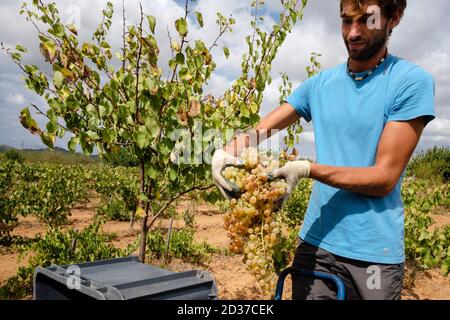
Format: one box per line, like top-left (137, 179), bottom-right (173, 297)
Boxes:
top-left (341, 1), bottom-right (380, 19)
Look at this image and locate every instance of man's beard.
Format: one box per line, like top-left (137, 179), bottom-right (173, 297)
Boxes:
top-left (344, 24), bottom-right (389, 61)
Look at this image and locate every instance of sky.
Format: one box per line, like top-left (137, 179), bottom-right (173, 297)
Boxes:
top-left (0, 0), bottom-right (449, 160)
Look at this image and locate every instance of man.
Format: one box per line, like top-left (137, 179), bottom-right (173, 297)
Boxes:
top-left (212, 0), bottom-right (435, 300)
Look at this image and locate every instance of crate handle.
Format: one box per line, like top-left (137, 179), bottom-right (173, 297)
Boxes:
top-left (274, 267), bottom-right (346, 300)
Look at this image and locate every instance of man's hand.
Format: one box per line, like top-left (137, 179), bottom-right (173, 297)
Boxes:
top-left (212, 149), bottom-right (243, 200)
top-left (269, 160), bottom-right (311, 200)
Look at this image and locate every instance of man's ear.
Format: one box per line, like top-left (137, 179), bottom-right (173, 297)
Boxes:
top-left (389, 9), bottom-right (402, 31)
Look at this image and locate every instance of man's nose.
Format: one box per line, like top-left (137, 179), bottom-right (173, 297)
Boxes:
top-left (348, 21), bottom-right (362, 39)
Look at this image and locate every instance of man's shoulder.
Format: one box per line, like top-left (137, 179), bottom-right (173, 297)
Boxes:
top-left (389, 55), bottom-right (434, 83)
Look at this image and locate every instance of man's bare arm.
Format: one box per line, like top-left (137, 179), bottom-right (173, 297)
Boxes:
top-left (309, 117), bottom-right (426, 197)
top-left (224, 102), bottom-right (301, 156)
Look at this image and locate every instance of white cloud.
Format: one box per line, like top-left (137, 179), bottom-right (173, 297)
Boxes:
top-left (415, 51), bottom-right (450, 108)
top-left (419, 117), bottom-right (450, 154)
top-left (5, 93), bottom-right (26, 105)
top-left (424, 135), bottom-right (449, 143)
top-left (424, 117), bottom-right (450, 137)
top-left (204, 73), bottom-right (232, 98)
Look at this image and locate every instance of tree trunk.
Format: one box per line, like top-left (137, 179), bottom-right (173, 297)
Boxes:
top-left (138, 159), bottom-right (147, 263)
top-left (138, 212), bottom-right (148, 262)
top-left (163, 217), bottom-right (174, 265)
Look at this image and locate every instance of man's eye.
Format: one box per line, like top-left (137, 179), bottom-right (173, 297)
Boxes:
top-left (342, 19), bottom-right (352, 24)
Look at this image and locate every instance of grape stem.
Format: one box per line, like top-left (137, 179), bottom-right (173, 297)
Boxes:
top-left (260, 219), bottom-right (265, 252)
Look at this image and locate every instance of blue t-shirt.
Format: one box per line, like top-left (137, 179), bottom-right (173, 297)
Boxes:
top-left (286, 54), bottom-right (435, 264)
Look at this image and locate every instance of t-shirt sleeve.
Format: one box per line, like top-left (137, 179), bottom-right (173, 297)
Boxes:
top-left (387, 68), bottom-right (435, 126)
top-left (285, 75), bottom-right (317, 123)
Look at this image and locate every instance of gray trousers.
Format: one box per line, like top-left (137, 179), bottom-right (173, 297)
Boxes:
top-left (291, 238), bottom-right (404, 300)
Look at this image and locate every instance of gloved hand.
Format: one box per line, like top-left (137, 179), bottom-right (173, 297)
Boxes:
top-left (269, 160), bottom-right (311, 203)
top-left (212, 149), bottom-right (244, 200)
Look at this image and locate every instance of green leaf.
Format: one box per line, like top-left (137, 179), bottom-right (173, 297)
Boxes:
top-left (19, 108), bottom-right (31, 129)
top-left (47, 109), bottom-right (57, 122)
top-left (138, 193), bottom-right (149, 203)
top-left (223, 47), bottom-right (230, 59)
top-left (249, 102), bottom-right (259, 114)
top-left (101, 129), bottom-right (115, 144)
top-left (99, 105), bottom-right (107, 118)
top-left (157, 138), bottom-right (173, 157)
top-left (194, 55), bottom-right (202, 68)
top-left (20, 108), bottom-right (41, 135)
top-left (179, 67), bottom-right (188, 79)
top-left (205, 190), bottom-right (220, 204)
top-left (185, 173), bottom-right (193, 185)
top-left (86, 104), bottom-right (97, 116)
top-left (147, 15), bottom-right (156, 34)
top-left (100, 41), bottom-right (111, 49)
top-left (60, 68), bottom-right (76, 82)
top-left (145, 117), bottom-right (159, 138)
top-left (175, 18), bottom-right (188, 37)
top-left (28, 118), bottom-right (40, 135)
top-left (169, 167), bottom-right (177, 181)
top-left (86, 131), bottom-right (100, 140)
top-left (39, 35), bottom-right (50, 43)
top-left (175, 52), bottom-right (185, 65)
top-left (134, 130), bottom-right (150, 149)
top-left (240, 105), bottom-right (250, 118)
top-left (50, 23), bottom-right (65, 37)
top-left (40, 132), bottom-right (55, 149)
top-left (168, 59), bottom-right (177, 71)
top-left (46, 120), bottom-right (58, 134)
top-left (79, 132), bottom-right (93, 155)
top-left (68, 136), bottom-right (79, 152)
top-left (53, 71), bottom-right (64, 87)
top-left (195, 11), bottom-right (204, 28)
top-left (48, 98), bottom-right (63, 114)
top-left (422, 202), bottom-right (431, 212)
top-left (144, 77), bottom-right (158, 94)
top-left (146, 165), bottom-right (158, 179)
top-left (15, 45), bottom-right (27, 53)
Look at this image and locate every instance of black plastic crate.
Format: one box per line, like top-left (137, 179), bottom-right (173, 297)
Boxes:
top-left (33, 256), bottom-right (218, 300)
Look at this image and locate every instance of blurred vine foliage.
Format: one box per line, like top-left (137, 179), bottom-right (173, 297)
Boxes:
top-left (0, 222), bottom-right (137, 299)
top-left (403, 178), bottom-right (450, 275)
top-left (2, 0), bottom-right (309, 261)
top-left (0, 160), bottom-right (89, 243)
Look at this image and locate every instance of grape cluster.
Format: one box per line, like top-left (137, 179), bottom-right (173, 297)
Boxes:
top-left (222, 147), bottom-right (288, 295)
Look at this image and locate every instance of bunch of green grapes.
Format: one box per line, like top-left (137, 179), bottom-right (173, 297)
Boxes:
top-left (222, 147), bottom-right (288, 295)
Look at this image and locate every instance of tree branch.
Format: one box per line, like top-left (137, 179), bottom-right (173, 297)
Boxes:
top-left (30, 103), bottom-right (75, 134)
top-left (170, 0), bottom-right (189, 83)
top-left (134, 2), bottom-right (144, 124)
top-left (146, 184), bottom-right (214, 232)
top-left (242, 1), bottom-right (259, 73)
top-left (122, 0), bottom-right (127, 71)
top-left (241, 2), bottom-right (296, 104)
top-left (208, 27), bottom-right (228, 53)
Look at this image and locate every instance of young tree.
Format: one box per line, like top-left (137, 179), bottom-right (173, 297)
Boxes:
top-left (2, 0), bottom-right (308, 262)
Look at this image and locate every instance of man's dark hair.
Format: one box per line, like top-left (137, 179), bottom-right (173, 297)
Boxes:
top-left (340, 0), bottom-right (407, 19)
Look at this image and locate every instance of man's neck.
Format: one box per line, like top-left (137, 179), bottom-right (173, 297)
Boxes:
top-left (348, 46), bottom-right (388, 73)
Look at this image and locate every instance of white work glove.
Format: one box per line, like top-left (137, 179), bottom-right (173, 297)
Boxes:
top-left (269, 160), bottom-right (311, 202)
top-left (211, 149), bottom-right (243, 200)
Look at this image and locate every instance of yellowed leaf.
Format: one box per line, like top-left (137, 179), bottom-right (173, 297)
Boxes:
top-left (135, 207), bottom-right (145, 219)
top-left (188, 100), bottom-right (200, 117)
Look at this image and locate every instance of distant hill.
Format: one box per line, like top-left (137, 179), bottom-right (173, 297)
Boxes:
top-left (0, 145), bottom-right (70, 153)
top-left (0, 145), bottom-right (100, 164)
top-left (0, 145), bottom-right (14, 152)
